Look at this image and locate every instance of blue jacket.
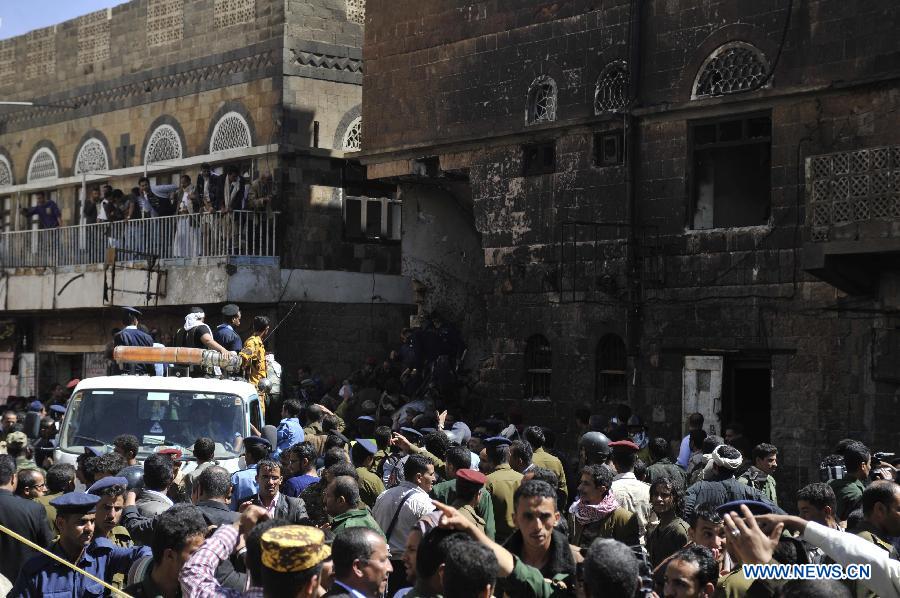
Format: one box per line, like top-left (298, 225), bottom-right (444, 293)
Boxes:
top-left (274, 418), bottom-right (305, 457)
top-left (213, 324), bottom-right (242, 352)
top-left (230, 465), bottom-right (258, 509)
top-left (11, 537), bottom-right (150, 597)
top-left (113, 326), bottom-right (155, 375)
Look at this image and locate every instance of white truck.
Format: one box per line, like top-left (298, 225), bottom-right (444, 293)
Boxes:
top-left (53, 374), bottom-right (265, 475)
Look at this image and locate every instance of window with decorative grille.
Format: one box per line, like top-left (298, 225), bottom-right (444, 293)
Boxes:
top-left (594, 62), bottom-right (628, 114)
top-left (210, 112), bottom-right (252, 153)
top-left (690, 113), bottom-right (771, 229)
top-left (526, 76), bottom-right (557, 125)
top-left (693, 43), bottom-right (769, 99)
top-left (596, 334), bottom-right (626, 403)
top-left (343, 117), bottom-right (361, 152)
top-left (75, 139), bottom-right (109, 174)
top-left (145, 125), bottom-right (183, 165)
top-left (27, 149), bottom-right (58, 182)
top-left (525, 335), bottom-right (552, 400)
top-left (0, 156), bottom-right (12, 187)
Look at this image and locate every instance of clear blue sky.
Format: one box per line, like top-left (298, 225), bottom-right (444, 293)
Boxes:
top-left (1, 1), bottom-right (125, 40)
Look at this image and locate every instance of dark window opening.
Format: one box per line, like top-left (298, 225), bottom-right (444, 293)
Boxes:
top-left (594, 131), bottom-right (624, 167)
top-left (524, 335), bottom-right (552, 400)
top-left (596, 334), bottom-right (627, 402)
top-left (722, 362), bottom-right (771, 446)
top-left (690, 114), bottom-right (771, 230)
top-left (522, 142), bottom-right (556, 177)
top-left (343, 195), bottom-right (401, 242)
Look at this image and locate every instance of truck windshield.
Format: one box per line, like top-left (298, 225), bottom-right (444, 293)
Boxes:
top-left (60, 389), bottom-right (246, 459)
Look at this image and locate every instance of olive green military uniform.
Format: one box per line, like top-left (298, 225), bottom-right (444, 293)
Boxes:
top-left (646, 516), bottom-right (690, 567)
top-left (714, 568), bottom-right (752, 598)
top-left (356, 466), bottom-right (385, 508)
top-left (485, 463), bottom-right (523, 543)
top-left (107, 526), bottom-right (134, 589)
top-left (570, 507), bottom-right (639, 550)
top-left (371, 449), bottom-right (389, 475)
top-left (331, 508), bottom-right (385, 537)
top-left (36, 492), bottom-right (62, 533)
top-left (531, 447), bottom-right (569, 502)
top-left (503, 556), bottom-right (573, 598)
top-left (829, 476), bottom-right (865, 521)
top-left (430, 478), bottom-right (496, 540)
top-left (458, 504), bottom-right (486, 534)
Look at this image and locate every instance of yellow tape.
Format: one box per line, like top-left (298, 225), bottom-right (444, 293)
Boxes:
top-left (0, 523), bottom-right (133, 598)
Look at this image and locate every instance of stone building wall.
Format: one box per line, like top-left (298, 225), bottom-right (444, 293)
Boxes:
top-left (361, 0), bottom-right (900, 502)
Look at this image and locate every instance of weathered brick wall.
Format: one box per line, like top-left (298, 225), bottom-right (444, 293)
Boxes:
top-left (274, 300), bottom-right (415, 384)
top-left (0, 0), bottom-right (283, 100)
top-left (365, 0), bottom-right (900, 505)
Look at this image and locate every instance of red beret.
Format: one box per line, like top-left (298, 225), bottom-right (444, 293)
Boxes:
top-left (456, 468), bottom-right (487, 486)
top-left (609, 440), bottom-right (640, 452)
top-left (158, 448), bottom-right (183, 460)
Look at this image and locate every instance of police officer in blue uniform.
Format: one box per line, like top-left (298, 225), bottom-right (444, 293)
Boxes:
top-left (229, 435), bottom-right (272, 509)
top-left (213, 304), bottom-right (243, 352)
top-left (112, 307), bottom-right (155, 375)
top-left (10, 492), bottom-right (151, 597)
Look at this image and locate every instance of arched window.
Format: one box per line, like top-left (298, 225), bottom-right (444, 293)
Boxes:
top-left (594, 62), bottom-right (628, 114)
top-left (0, 155), bottom-right (12, 186)
top-left (27, 148), bottom-right (59, 182)
top-left (342, 116), bottom-right (361, 152)
top-left (524, 335), bottom-right (552, 400)
top-left (526, 75), bottom-right (557, 125)
top-left (210, 111), bottom-right (252, 153)
top-left (74, 138), bottom-right (109, 174)
top-left (596, 334), bottom-right (627, 402)
top-left (693, 42), bottom-right (769, 99)
top-left (145, 124), bottom-right (183, 165)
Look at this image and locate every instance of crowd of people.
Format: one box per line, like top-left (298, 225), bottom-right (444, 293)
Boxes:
top-left (2, 310), bottom-right (899, 597)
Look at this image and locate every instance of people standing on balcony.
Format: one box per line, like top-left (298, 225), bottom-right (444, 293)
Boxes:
top-left (83, 187), bottom-right (99, 225)
top-left (224, 166), bottom-right (246, 212)
top-left (133, 178), bottom-right (159, 220)
top-left (248, 172), bottom-right (275, 214)
top-left (20, 192), bottom-right (61, 229)
top-left (172, 174), bottom-right (201, 258)
top-left (197, 163), bottom-right (224, 211)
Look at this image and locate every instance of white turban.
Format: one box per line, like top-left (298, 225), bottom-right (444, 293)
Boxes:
top-left (184, 312), bottom-right (205, 331)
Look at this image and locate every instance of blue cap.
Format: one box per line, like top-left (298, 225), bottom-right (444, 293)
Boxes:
top-left (400, 427), bottom-right (423, 440)
top-left (84, 446), bottom-right (105, 457)
top-left (50, 492), bottom-right (101, 515)
top-left (50, 404), bottom-right (66, 415)
top-left (716, 500), bottom-right (776, 516)
top-left (87, 476), bottom-right (128, 495)
top-left (420, 427), bottom-right (437, 434)
top-left (484, 436), bottom-right (512, 447)
top-left (243, 436), bottom-right (272, 451)
top-left (355, 438), bottom-right (377, 455)
top-left (28, 400), bottom-right (44, 412)
top-left (357, 415), bottom-right (375, 422)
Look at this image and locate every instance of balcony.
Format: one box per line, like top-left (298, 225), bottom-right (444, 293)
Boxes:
top-left (803, 145), bottom-right (900, 294)
top-left (0, 210), bottom-right (278, 268)
top-left (0, 211), bottom-right (281, 310)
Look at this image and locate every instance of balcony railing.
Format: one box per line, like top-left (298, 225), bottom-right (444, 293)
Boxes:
top-left (0, 210), bottom-right (278, 269)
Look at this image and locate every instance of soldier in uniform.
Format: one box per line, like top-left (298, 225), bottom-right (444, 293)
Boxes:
top-left (213, 304), bottom-right (243, 352)
top-left (230, 435), bottom-right (272, 509)
top-left (569, 463), bottom-right (639, 549)
top-left (482, 436), bottom-right (524, 543)
top-left (525, 426), bottom-right (569, 505)
top-left (112, 307), bottom-right (155, 375)
top-left (87, 476), bottom-right (132, 590)
top-left (11, 492), bottom-right (151, 597)
top-left (351, 438), bottom-right (385, 509)
top-left (325, 475), bottom-right (384, 536)
top-left (429, 445), bottom-right (496, 540)
top-left (455, 468), bottom-right (488, 534)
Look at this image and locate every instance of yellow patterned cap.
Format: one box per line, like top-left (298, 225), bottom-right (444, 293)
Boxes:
top-left (260, 526), bottom-right (331, 573)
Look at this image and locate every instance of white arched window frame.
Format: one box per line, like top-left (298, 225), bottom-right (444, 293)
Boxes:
top-left (27, 148), bottom-right (59, 182)
top-left (209, 111), bottom-right (253, 153)
top-left (342, 116), bottom-right (361, 152)
top-left (594, 61), bottom-right (629, 114)
top-left (144, 124), bottom-right (183, 165)
top-left (74, 138), bottom-right (110, 174)
top-left (692, 42), bottom-right (770, 99)
top-left (526, 75), bottom-right (557, 125)
top-left (0, 155), bottom-right (12, 187)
